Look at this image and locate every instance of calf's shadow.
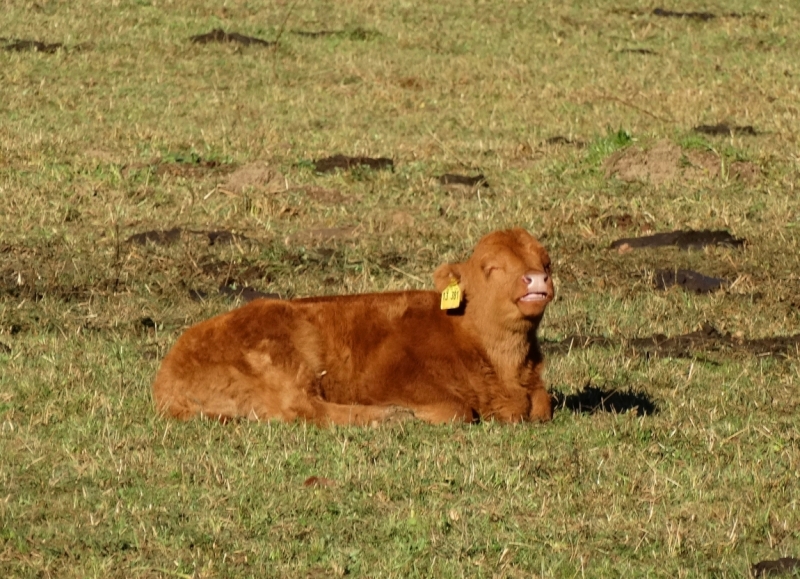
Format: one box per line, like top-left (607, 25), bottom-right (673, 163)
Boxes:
top-left (553, 384), bottom-right (657, 417)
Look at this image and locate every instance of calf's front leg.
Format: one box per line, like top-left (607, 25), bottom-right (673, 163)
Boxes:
top-left (528, 387), bottom-right (553, 422)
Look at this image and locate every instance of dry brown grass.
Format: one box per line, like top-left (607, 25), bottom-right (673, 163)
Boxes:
top-left (2, 0), bottom-right (799, 576)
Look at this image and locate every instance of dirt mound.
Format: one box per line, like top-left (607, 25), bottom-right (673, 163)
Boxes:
top-left (220, 163), bottom-right (286, 195)
top-left (620, 48), bottom-right (657, 55)
top-left (291, 28), bottom-right (380, 41)
top-left (190, 29), bottom-right (274, 47)
top-left (693, 123), bottom-right (757, 136)
top-left (652, 7), bottom-right (715, 21)
top-left (2, 37), bottom-right (65, 53)
top-left (611, 230), bottom-right (745, 251)
top-left (437, 173), bottom-right (489, 187)
top-left (647, 7), bottom-right (761, 20)
top-left (127, 228), bottom-right (182, 246)
top-left (604, 140), bottom-right (760, 185)
top-left (126, 228), bottom-right (247, 247)
top-left (730, 161), bottom-right (761, 183)
top-left (313, 155), bottom-right (393, 174)
top-left (544, 135), bottom-right (586, 147)
top-left (752, 557), bottom-right (800, 577)
top-left (653, 269), bottom-right (729, 293)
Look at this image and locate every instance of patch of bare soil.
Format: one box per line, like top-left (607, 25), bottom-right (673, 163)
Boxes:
top-left (553, 384), bottom-right (657, 416)
top-left (437, 173), bottom-right (489, 187)
top-left (544, 335), bottom-right (615, 355)
top-left (303, 476), bottom-right (337, 487)
top-left (197, 258), bottom-right (268, 282)
top-left (156, 160), bottom-right (232, 179)
top-left (1, 244), bottom-right (97, 303)
top-left (190, 29), bottom-right (275, 47)
top-left (605, 140), bottom-right (687, 184)
top-left (614, 7), bottom-right (763, 20)
top-left (752, 557), bottom-right (800, 577)
top-left (1, 37), bottom-right (64, 53)
top-left (654, 269), bottom-right (729, 293)
top-left (396, 76), bottom-right (424, 90)
top-left (604, 139), bottom-right (761, 185)
top-left (611, 230), bottom-right (745, 251)
top-left (0, 268), bottom-right (117, 303)
top-left (219, 163), bottom-right (286, 195)
top-left (126, 228), bottom-right (182, 246)
top-left (377, 252), bottom-right (409, 269)
top-left (187, 257), bottom-right (278, 303)
top-left (652, 7), bottom-right (716, 20)
top-left (285, 226), bottom-right (359, 246)
top-left (313, 155), bottom-right (393, 174)
top-left (730, 161), bottom-right (762, 184)
top-left (291, 27), bottom-right (380, 41)
top-left (122, 156), bottom-right (235, 180)
top-left (544, 324), bottom-right (800, 359)
top-left (619, 48), bottom-right (657, 55)
top-left (544, 135), bottom-right (586, 147)
top-left (126, 228), bottom-right (247, 247)
top-left (694, 123), bottom-right (758, 136)
top-left (206, 230), bottom-right (245, 245)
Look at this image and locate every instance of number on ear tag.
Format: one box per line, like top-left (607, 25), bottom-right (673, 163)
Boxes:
top-left (440, 279), bottom-right (462, 310)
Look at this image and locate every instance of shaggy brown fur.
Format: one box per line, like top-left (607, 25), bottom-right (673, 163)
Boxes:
top-left (152, 228), bottom-right (555, 426)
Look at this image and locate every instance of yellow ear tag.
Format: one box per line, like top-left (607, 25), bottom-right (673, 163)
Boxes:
top-left (440, 279), bottom-right (462, 310)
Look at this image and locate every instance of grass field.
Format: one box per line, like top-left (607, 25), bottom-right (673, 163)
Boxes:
top-left (2, 0), bottom-right (800, 576)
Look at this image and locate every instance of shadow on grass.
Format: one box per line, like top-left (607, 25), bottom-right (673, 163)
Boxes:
top-left (553, 384), bottom-right (657, 416)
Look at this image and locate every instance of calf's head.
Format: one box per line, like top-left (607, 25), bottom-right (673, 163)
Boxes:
top-left (433, 228), bottom-right (554, 324)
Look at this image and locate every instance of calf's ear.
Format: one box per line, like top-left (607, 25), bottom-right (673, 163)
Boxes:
top-left (433, 263), bottom-right (463, 293)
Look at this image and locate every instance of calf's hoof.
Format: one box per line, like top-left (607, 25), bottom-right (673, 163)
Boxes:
top-left (529, 392), bottom-right (554, 422)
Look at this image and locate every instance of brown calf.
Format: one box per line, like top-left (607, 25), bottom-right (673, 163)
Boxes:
top-left (152, 227), bottom-right (555, 426)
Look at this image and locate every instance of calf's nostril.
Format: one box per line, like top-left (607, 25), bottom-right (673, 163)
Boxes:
top-left (523, 273), bottom-right (548, 286)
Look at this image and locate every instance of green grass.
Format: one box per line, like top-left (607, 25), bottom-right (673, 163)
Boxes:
top-left (2, 0), bottom-right (800, 576)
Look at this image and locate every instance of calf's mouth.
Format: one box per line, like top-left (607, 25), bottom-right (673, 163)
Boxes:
top-left (518, 291), bottom-right (550, 302)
